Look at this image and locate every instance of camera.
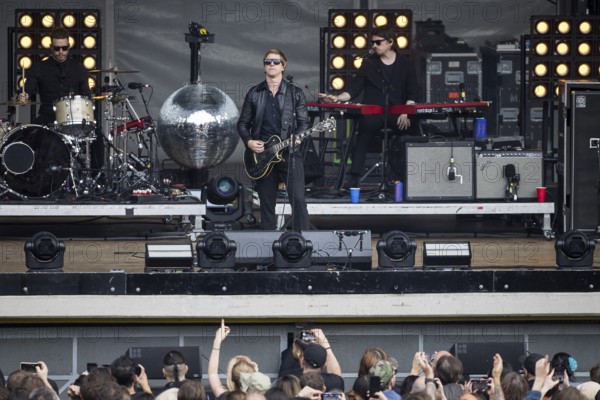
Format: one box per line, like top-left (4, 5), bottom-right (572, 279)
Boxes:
top-left (368, 376), bottom-right (381, 397)
top-left (300, 330), bottom-right (316, 343)
top-left (471, 378), bottom-right (489, 392)
top-left (20, 362), bottom-right (40, 373)
top-left (321, 393), bottom-right (342, 400)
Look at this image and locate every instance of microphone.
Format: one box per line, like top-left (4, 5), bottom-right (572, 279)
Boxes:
top-left (128, 82), bottom-right (151, 89)
top-left (447, 157), bottom-right (457, 181)
top-left (358, 49), bottom-right (375, 58)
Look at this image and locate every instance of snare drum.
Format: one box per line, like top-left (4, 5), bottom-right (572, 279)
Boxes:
top-left (54, 95), bottom-right (95, 135)
top-left (0, 124), bottom-right (73, 198)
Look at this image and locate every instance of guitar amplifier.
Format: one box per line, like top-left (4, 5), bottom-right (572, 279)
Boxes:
top-left (405, 141), bottom-right (474, 201)
top-left (475, 150), bottom-right (543, 200)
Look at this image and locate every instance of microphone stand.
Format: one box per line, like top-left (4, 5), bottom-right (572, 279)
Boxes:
top-left (379, 80), bottom-right (392, 197)
top-left (286, 76), bottom-right (297, 232)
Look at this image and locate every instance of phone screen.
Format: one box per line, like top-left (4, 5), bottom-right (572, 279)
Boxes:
top-left (20, 362), bottom-right (39, 373)
top-left (369, 376), bottom-right (381, 396)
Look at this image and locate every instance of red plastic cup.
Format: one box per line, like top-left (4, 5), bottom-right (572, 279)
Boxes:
top-left (536, 187), bottom-right (547, 202)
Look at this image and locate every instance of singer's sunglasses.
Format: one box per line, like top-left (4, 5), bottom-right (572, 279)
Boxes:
top-left (370, 39), bottom-right (389, 46)
top-left (52, 45), bottom-right (70, 52)
top-left (264, 59), bottom-right (282, 66)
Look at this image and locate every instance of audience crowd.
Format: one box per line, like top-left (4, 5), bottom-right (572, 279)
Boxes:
top-left (1, 322), bottom-right (599, 400)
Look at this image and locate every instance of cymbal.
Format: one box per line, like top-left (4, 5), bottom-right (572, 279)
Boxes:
top-left (89, 66), bottom-right (140, 73)
top-left (0, 100), bottom-right (41, 106)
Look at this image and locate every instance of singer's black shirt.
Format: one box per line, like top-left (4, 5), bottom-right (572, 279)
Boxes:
top-left (24, 56), bottom-right (91, 125)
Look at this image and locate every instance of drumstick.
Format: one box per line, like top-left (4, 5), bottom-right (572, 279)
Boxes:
top-left (21, 64), bottom-right (26, 101)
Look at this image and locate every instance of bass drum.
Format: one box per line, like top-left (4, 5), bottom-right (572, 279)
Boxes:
top-left (0, 125), bottom-right (72, 198)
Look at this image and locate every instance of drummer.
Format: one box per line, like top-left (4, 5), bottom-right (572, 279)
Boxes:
top-left (17, 26), bottom-right (90, 126)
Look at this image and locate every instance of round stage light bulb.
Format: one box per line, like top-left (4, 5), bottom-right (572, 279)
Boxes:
top-left (88, 77), bottom-right (96, 90)
top-left (331, 76), bottom-right (345, 90)
top-left (83, 35), bottom-right (96, 49)
top-left (555, 63), bottom-right (569, 76)
top-left (331, 55), bottom-right (345, 69)
top-left (534, 84), bottom-right (547, 98)
top-left (41, 56), bottom-right (49, 61)
top-left (18, 77), bottom-right (26, 89)
top-left (578, 63), bottom-right (591, 77)
top-left (556, 42), bottom-right (569, 56)
top-left (41, 14), bottom-right (55, 28)
top-left (534, 63), bottom-right (548, 77)
top-left (579, 21), bottom-right (592, 34)
top-left (578, 42), bottom-right (591, 56)
top-left (534, 42), bottom-right (549, 56)
top-left (353, 57), bottom-right (364, 69)
top-left (19, 14), bottom-right (33, 28)
top-left (62, 14), bottom-right (76, 28)
top-left (332, 35), bottom-right (346, 49)
top-left (40, 35), bottom-right (51, 49)
top-left (353, 35), bottom-right (367, 49)
top-left (84, 13), bottom-right (98, 28)
top-left (68, 36), bottom-right (75, 48)
top-left (396, 35), bottom-right (409, 49)
top-left (535, 20), bottom-right (550, 34)
top-left (19, 35), bottom-right (33, 49)
top-left (83, 56), bottom-right (97, 70)
top-left (554, 85), bottom-right (560, 97)
top-left (396, 14), bottom-right (409, 28)
top-left (18, 56), bottom-right (33, 70)
top-left (557, 21), bottom-right (570, 34)
top-left (374, 14), bottom-right (388, 27)
top-left (354, 14), bottom-right (367, 28)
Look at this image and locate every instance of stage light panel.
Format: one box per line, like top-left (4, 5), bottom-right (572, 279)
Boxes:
top-left (396, 14), bottom-right (409, 28)
top-left (331, 55), bottom-right (345, 69)
top-left (18, 35), bottom-right (33, 49)
top-left (68, 36), bottom-right (75, 48)
top-left (83, 34), bottom-right (97, 49)
top-left (354, 14), bottom-right (367, 28)
top-left (331, 76), bottom-right (345, 90)
top-left (535, 20), bottom-right (550, 34)
top-left (533, 84), bottom-right (548, 98)
top-left (534, 62), bottom-right (548, 77)
top-left (332, 34), bottom-right (346, 49)
top-left (83, 55), bottom-right (97, 69)
top-left (577, 42), bottom-right (591, 56)
top-left (555, 41), bottom-right (570, 56)
top-left (557, 20), bottom-right (571, 34)
top-left (374, 14), bottom-right (388, 27)
top-left (62, 13), bottom-right (76, 28)
top-left (555, 62), bottom-right (569, 76)
top-left (577, 62), bottom-right (591, 76)
top-left (396, 35), bottom-right (409, 49)
top-left (578, 20), bottom-right (592, 34)
top-left (83, 13), bottom-right (98, 28)
top-left (18, 56), bottom-right (33, 69)
top-left (40, 35), bottom-right (52, 49)
top-left (534, 42), bottom-right (549, 56)
top-left (353, 56), bottom-right (364, 69)
top-left (41, 13), bottom-right (55, 28)
top-left (19, 13), bottom-right (34, 28)
top-left (353, 34), bottom-right (367, 49)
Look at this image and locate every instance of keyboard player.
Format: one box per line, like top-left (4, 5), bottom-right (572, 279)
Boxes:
top-left (319, 25), bottom-right (420, 189)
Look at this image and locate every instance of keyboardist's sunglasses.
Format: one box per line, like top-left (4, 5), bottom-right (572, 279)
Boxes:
top-left (264, 59), bottom-right (282, 66)
top-left (371, 39), bottom-right (390, 46)
top-left (52, 45), bottom-right (70, 52)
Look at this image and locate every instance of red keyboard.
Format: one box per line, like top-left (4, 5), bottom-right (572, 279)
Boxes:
top-left (388, 101), bottom-right (490, 115)
top-left (307, 102), bottom-right (384, 115)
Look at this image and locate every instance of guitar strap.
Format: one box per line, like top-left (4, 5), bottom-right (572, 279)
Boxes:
top-left (279, 81), bottom-right (296, 141)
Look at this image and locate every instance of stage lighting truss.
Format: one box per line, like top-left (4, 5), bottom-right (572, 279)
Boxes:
top-left (376, 231), bottom-right (416, 269)
top-left (528, 15), bottom-right (600, 101)
top-left (323, 9), bottom-right (412, 92)
top-left (555, 230), bottom-right (596, 268)
top-left (10, 9), bottom-right (101, 102)
top-left (273, 231), bottom-right (313, 269)
top-left (197, 231), bottom-right (237, 270)
top-left (24, 231), bottom-right (65, 271)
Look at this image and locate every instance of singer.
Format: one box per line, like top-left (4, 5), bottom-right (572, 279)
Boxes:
top-left (237, 49), bottom-right (310, 232)
top-left (17, 27), bottom-right (90, 126)
top-left (319, 25), bottom-right (420, 189)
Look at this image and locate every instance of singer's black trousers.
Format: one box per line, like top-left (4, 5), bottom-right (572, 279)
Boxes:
top-left (254, 150), bottom-right (310, 232)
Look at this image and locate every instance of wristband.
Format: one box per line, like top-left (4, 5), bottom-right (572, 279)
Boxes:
top-left (425, 378), bottom-right (435, 384)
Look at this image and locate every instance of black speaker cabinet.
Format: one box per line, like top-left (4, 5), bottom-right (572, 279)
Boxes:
top-left (303, 230), bottom-right (372, 270)
top-left (475, 150), bottom-right (543, 200)
top-left (405, 141), bottom-right (474, 201)
top-left (222, 231), bottom-right (283, 268)
top-left (559, 82), bottom-right (600, 233)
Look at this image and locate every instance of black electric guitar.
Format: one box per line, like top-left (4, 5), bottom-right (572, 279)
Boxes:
top-left (243, 117), bottom-right (336, 180)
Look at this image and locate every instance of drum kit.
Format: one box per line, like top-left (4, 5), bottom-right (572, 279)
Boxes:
top-left (0, 66), bottom-right (159, 200)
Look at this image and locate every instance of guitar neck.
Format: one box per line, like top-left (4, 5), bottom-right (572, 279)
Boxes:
top-left (275, 128), bottom-right (313, 151)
